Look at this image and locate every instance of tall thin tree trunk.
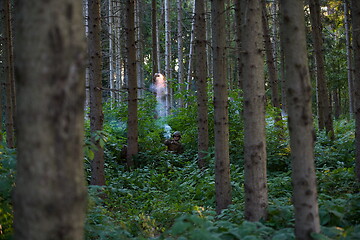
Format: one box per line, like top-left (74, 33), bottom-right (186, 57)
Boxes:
top-left (88, 0), bottom-right (105, 186)
top-left (83, 0), bottom-right (90, 109)
top-left (309, 0), bottom-right (334, 137)
top-left (3, 0), bottom-right (15, 148)
top-left (177, 0), bottom-right (185, 108)
top-left (152, 0), bottom-right (159, 75)
top-left (280, 36), bottom-right (287, 115)
top-left (234, 0), bottom-right (242, 90)
top-left (344, 0), bottom-right (354, 115)
top-left (126, 0), bottom-right (138, 168)
top-left (0, 5), bottom-right (4, 143)
top-left (242, 0), bottom-right (268, 221)
top-left (352, 0), bottom-right (360, 182)
top-left (194, 0), bottom-right (208, 169)
top-left (109, 0), bottom-right (115, 102)
top-left (262, 0), bottom-right (281, 121)
top-left (164, 0), bottom-right (172, 114)
top-left (187, 3), bottom-right (196, 92)
top-left (206, 1), bottom-right (213, 79)
top-left (280, 0), bottom-right (321, 238)
top-left (135, 0), bottom-right (144, 98)
top-left (13, 1), bottom-right (87, 238)
top-left (212, 0), bottom-right (232, 214)
top-left (333, 89), bottom-right (341, 119)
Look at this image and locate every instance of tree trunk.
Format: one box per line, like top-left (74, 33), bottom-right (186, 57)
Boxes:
top-left (126, 0), bottom-right (138, 168)
top-left (280, 0), bottom-right (321, 238)
top-left (333, 89), bottom-right (341, 119)
top-left (152, 0), bottom-right (159, 75)
top-left (280, 36), bottom-right (287, 115)
top-left (177, 0), bottom-right (185, 108)
top-left (241, 0), bottom-right (268, 221)
top-left (187, 3), bottom-right (196, 92)
top-left (0, 4), bottom-right (4, 143)
top-left (309, 0), bottom-right (334, 138)
top-left (108, 0), bottom-right (115, 102)
top-left (3, 0), bottom-right (15, 148)
top-left (344, 0), bottom-right (354, 115)
top-left (206, 1), bottom-right (213, 79)
top-left (262, 0), bottom-right (281, 121)
top-left (135, 0), bottom-right (144, 98)
top-left (164, 0), bottom-right (172, 114)
top-left (234, 0), bottom-right (242, 90)
top-left (352, 0), bottom-right (360, 182)
top-left (88, 0), bottom-right (105, 186)
top-left (194, 0), bottom-right (208, 169)
top-left (13, 1), bottom-right (87, 239)
top-left (212, 0), bottom-right (232, 214)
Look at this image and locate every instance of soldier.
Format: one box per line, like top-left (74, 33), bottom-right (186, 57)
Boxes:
top-left (164, 131), bottom-right (184, 154)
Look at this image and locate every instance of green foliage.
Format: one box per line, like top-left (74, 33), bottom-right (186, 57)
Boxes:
top-left (0, 145), bottom-right (15, 239)
top-left (315, 119), bottom-right (355, 169)
top-left (265, 107), bottom-right (291, 172)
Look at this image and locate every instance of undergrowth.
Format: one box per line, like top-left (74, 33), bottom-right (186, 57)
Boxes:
top-left (0, 97), bottom-right (359, 239)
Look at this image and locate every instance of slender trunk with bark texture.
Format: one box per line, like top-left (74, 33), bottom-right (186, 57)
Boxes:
top-left (262, 0), bottom-right (281, 121)
top-left (13, 1), bottom-right (87, 239)
top-left (352, 0), bottom-right (360, 182)
top-left (152, 0), bottom-right (159, 75)
top-left (212, 0), bottom-right (232, 214)
top-left (234, 0), bottom-right (242, 90)
top-left (0, 6), bottom-right (3, 143)
top-left (344, 0), bottom-right (354, 115)
top-left (309, 0), bottom-right (334, 137)
top-left (88, 0), bottom-right (105, 185)
top-left (109, 0), bottom-right (115, 101)
top-left (280, 0), bottom-right (321, 238)
top-left (135, 0), bottom-right (144, 98)
top-left (126, 0), bottom-right (138, 168)
top-left (164, 0), bottom-right (172, 114)
top-left (333, 89), bottom-right (341, 119)
top-left (194, 0), bottom-right (208, 169)
top-left (242, 0), bottom-right (268, 222)
top-left (187, 3), bottom-right (196, 92)
top-left (3, 0), bottom-right (15, 148)
top-left (177, 0), bottom-right (185, 108)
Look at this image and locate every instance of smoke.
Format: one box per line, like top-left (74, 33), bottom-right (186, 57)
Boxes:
top-left (163, 124), bottom-right (172, 139)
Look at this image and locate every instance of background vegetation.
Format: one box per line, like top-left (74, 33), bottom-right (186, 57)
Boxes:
top-left (2, 90), bottom-right (359, 239)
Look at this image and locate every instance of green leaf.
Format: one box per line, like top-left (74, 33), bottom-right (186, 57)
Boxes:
top-left (170, 221), bottom-right (192, 235)
top-left (311, 232), bottom-right (331, 240)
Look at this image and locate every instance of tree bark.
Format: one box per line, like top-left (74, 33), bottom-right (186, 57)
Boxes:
top-left (164, 0), bottom-right (172, 114)
top-left (344, 0), bottom-right (354, 115)
top-left (13, 0), bottom-right (87, 239)
top-left (88, 0), bottom-right (105, 185)
top-left (234, 0), bottom-right (242, 90)
top-left (241, 0), bottom-right (268, 221)
top-left (135, 0), bottom-right (144, 98)
top-left (309, 0), bottom-right (334, 137)
top-left (262, 0), bottom-right (281, 121)
top-left (352, 0), bottom-right (360, 182)
top-left (152, 0), bottom-right (159, 75)
top-left (194, 0), bottom-right (208, 169)
top-left (126, 0), bottom-right (138, 168)
top-left (280, 0), bottom-right (321, 238)
top-left (177, 0), bottom-right (185, 108)
top-left (187, 3), bottom-right (196, 92)
top-left (3, 0), bottom-right (15, 148)
top-left (108, 0), bottom-right (115, 102)
top-left (212, 0), bottom-right (232, 214)
top-left (0, 3), bottom-right (4, 143)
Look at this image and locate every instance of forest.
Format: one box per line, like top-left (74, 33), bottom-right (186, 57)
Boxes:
top-left (0, 0), bottom-right (360, 239)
